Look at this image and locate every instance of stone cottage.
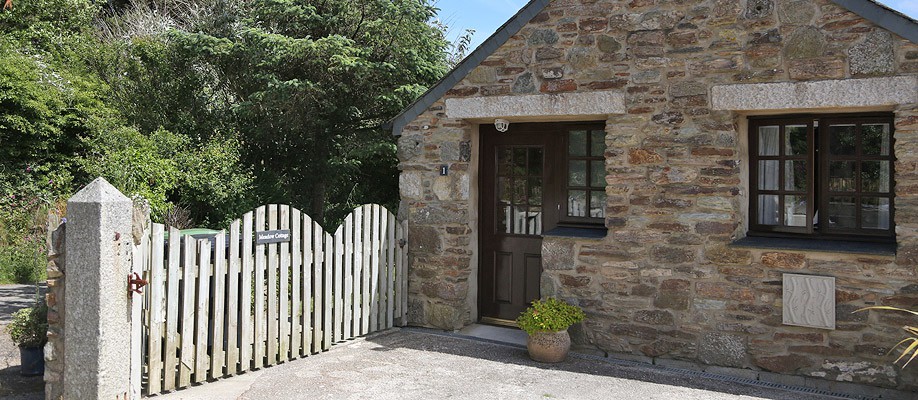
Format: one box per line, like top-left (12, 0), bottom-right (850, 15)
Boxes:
top-left (387, 0), bottom-right (918, 393)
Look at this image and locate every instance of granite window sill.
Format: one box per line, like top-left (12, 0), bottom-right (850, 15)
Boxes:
top-left (730, 236), bottom-right (896, 257)
top-left (543, 226), bottom-right (607, 239)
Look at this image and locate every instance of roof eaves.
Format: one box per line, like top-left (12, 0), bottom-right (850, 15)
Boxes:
top-left (831, 0), bottom-right (918, 43)
top-left (385, 0), bottom-right (551, 136)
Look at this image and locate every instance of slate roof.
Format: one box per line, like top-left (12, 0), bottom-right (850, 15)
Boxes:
top-left (386, 0), bottom-right (918, 136)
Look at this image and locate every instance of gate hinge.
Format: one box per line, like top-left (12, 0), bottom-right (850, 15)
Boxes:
top-left (128, 272), bottom-right (148, 295)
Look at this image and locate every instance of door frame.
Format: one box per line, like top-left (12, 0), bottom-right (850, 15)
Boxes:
top-left (475, 121), bottom-right (606, 324)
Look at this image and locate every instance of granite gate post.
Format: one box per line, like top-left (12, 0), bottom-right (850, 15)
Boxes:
top-left (63, 178), bottom-right (134, 399)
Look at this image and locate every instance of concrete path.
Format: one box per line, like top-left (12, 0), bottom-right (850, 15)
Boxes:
top-left (0, 284), bottom-right (46, 399)
top-left (155, 329), bottom-right (843, 400)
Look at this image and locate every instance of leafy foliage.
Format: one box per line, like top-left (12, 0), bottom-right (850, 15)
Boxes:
top-left (0, 0), bottom-right (461, 281)
top-left (6, 296), bottom-right (48, 348)
top-left (162, 0), bottom-right (450, 225)
top-left (856, 306), bottom-right (918, 367)
top-left (516, 297), bottom-right (585, 335)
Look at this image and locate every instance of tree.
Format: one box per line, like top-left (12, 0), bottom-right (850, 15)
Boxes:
top-left (167, 0), bottom-right (450, 225)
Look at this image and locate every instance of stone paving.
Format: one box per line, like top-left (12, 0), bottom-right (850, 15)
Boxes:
top-left (156, 329), bottom-right (846, 400)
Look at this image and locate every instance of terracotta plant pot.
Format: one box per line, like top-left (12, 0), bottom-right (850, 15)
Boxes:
top-left (19, 346), bottom-right (44, 377)
top-left (526, 329), bottom-right (571, 363)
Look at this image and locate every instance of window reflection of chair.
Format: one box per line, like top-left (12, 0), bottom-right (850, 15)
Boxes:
top-left (504, 205), bottom-right (542, 235)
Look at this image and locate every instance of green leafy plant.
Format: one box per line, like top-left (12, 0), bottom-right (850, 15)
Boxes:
top-left (6, 297), bottom-right (48, 348)
top-left (516, 297), bottom-right (585, 335)
top-left (856, 306), bottom-right (918, 367)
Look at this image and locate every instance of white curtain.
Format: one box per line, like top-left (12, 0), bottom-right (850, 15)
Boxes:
top-left (758, 127), bottom-right (780, 225)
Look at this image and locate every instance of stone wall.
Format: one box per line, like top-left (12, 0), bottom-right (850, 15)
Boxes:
top-left (397, 0), bottom-right (918, 391)
top-left (44, 214), bottom-right (64, 400)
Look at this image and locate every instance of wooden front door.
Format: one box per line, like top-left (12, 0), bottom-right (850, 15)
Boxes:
top-left (479, 124), bottom-right (561, 322)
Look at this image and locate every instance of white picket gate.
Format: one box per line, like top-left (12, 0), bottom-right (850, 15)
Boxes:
top-left (131, 204), bottom-right (408, 395)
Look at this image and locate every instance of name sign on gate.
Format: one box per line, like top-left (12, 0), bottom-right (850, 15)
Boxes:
top-left (256, 230), bottom-right (291, 244)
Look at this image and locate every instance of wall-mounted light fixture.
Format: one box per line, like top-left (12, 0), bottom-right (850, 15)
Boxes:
top-left (494, 119), bottom-right (510, 133)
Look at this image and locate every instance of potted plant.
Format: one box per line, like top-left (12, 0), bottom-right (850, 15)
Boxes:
top-left (516, 297), bottom-right (585, 363)
top-left (6, 298), bottom-right (48, 376)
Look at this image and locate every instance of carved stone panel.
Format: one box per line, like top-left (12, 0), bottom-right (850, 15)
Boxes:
top-left (782, 273), bottom-right (836, 330)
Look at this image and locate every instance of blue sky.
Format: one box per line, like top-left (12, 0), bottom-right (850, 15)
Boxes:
top-left (433, 0), bottom-right (918, 52)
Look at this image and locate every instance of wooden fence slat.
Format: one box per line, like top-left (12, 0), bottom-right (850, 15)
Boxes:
top-left (371, 205), bottom-right (382, 332)
top-left (163, 227), bottom-right (181, 391)
top-left (226, 221), bottom-right (241, 375)
top-left (147, 224), bottom-right (166, 394)
top-left (194, 240), bottom-right (211, 383)
top-left (290, 209), bottom-right (302, 358)
top-left (254, 206), bottom-right (266, 369)
top-left (131, 223), bottom-right (147, 399)
top-left (386, 213), bottom-right (396, 329)
top-left (279, 205), bottom-right (291, 361)
top-left (323, 230), bottom-right (333, 351)
top-left (334, 226), bottom-right (344, 343)
top-left (179, 235), bottom-right (196, 388)
top-left (343, 215), bottom-right (354, 340)
top-left (211, 232), bottom-right (226, 379)
top-left (240, 212), bottom-right (254, 372)
top-left (361, 207), bottom-right (372, 335)
top-left (352, 207), bottom-right (363, 336)
top-left (401, 220), bottom-right (409, 325)
top-left (312, 221), bottom-right (324, 354)
top-left (303, 215), bottom-right (314, 354)
top-left (267, 205), bottom-right (279, 365)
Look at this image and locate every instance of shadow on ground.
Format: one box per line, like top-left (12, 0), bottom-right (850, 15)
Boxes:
top-left (365, 329), bottom-right (840, 400)
top-left (0, 364), bottom-right (43, 399)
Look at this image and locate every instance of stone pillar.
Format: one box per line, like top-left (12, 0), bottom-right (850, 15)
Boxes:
top-left (63, 178), bottom-right (133, 399)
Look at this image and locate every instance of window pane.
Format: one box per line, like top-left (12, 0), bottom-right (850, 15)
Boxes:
top-left (513, 206), bottom-right (529, 235)
top-left (526, 206), bottom-right (543, 235)
top-left (498, 147), bottom-right (512, 175)
top-left (863, 124), bottom-right (890, 156)
top-left (528, 148), bottom-right (543, 176)
top-left (827, 197), bottom-right (857, 229)
top-left (590, 161), bottom-right (605, 188)
top-left (758, 126), bottom-right (779, 156)
top-left (590, 192), bottom-right (606, 218)
top-left (498, 177), bottom-right (512, 203)
top-left (785, 160), bottom-right (807, 191)
top-left (568, 190), bottom-right (586, 217)
top-left (828, 161), bottom-right (856, 192)
top-left (569, 131), bottom-right (587, 156)
top-left (861, 197), bottom-right (890, 230)
top-left (862, 161), bottom-right (890, 193)
top-left (569, 160), bottom-right (587, 186)
top-left (784, 195), bottom-right (807, 227)
top-left (757, 195), bottom-right (780, 225)
top-left (512, 178), bottom-right (526, 204)
top-left (829, 124), bottom-right (856, 155)
top-left (590, 130), bottom-right (606, 156)
top-left (758, 160), bottom-right (779, 190)
top-left (785, 125), bottom-right (808, 155)
top-left (497, 203), bottom-right (510, 234)
top-left (528, 178), bottom-right (542, 206)
top-left (513, 148), bottom-right (527, 175)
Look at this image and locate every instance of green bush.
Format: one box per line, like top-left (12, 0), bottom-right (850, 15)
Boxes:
top-left (6, 296), bottom-right (48, 348)
top-left (516, 297), bottom-right (585, 335)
